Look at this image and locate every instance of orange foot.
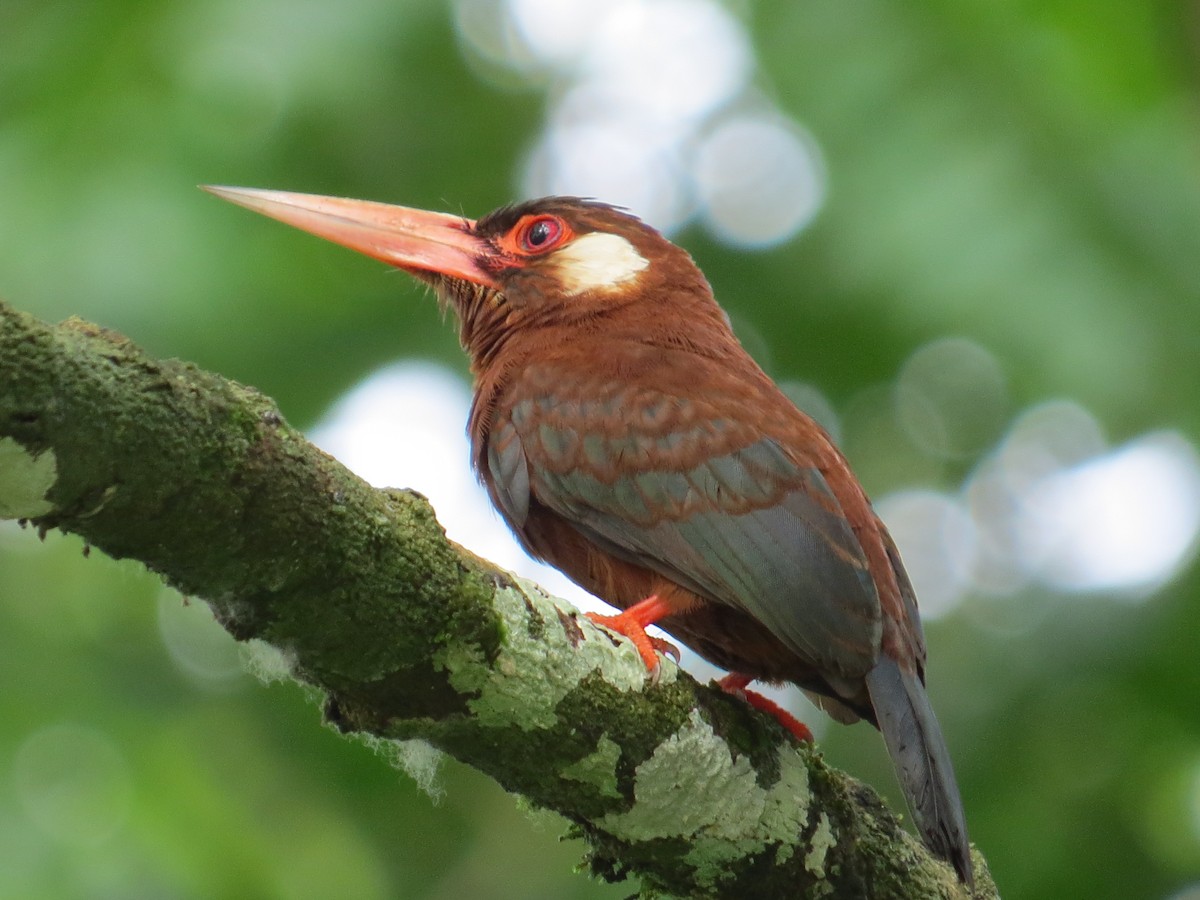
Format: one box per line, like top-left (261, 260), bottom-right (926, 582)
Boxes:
top-left (585, 593), bottom-right (680, 673)
top-left (718, 673), bottom-right (813, 743)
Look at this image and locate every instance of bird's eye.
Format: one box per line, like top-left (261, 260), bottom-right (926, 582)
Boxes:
top-left (518, 216), bottom-right (565, 253)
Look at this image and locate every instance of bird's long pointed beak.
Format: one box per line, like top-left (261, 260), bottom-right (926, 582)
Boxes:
top-left (202, 186), bottom-right (499, 289)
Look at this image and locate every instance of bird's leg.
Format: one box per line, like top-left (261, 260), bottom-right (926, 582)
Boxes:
top-left (718, 673), bottom-right (813, 743)
top-left (586, 594), bottom-right (681, 672)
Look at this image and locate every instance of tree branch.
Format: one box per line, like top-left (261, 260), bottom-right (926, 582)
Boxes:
top-left (0, 300), bottom-right (993, 899)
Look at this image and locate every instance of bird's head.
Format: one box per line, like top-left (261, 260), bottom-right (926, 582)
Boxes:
top-left (204, 187), bottom-right (717, 364)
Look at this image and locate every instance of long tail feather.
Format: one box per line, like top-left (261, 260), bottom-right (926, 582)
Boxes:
top-left (865, 655), bottom-right (974, 886)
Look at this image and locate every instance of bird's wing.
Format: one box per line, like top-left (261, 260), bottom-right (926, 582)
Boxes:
top-left (489, 377), bottom-right (883, 678)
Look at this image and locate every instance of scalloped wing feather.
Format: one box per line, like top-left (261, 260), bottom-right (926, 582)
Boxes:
top-left (489, 388), bottom-right (884, 677)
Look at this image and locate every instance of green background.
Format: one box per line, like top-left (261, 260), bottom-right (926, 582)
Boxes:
top-left (3, 1), bottom-right (1199, 897)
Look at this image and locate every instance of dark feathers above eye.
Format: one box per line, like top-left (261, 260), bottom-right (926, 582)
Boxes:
top-left (474, 197), bottom-right (633, 238)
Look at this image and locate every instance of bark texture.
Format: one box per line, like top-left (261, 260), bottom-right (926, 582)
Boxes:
top-left (0, 300), bottom-right (995, 899)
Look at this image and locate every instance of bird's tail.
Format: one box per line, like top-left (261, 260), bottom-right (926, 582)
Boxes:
top-left (865, 655), bottom-right (974, 886)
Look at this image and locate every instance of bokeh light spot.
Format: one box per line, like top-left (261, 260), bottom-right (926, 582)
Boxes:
top-left (876, 490), bottom-right (976, 618)
top-left (581, 0), bottom-right (750, 123)
top-left (895, 336), bottom-right (1007, 460)
top-left (963, 401), bottom-right (1200, 598)
top-left (309, 362), bottom-right (601, 613)
top-left (522, 117), bottom-right (691, 231)
top-left (13, 724), bottom-right (132, 847)
top-left (453, 0), bottom-right (538, 75)
top-left (157, 587), bottom-right (245, 687)
top-left (1021, 430), bottom-right (1200, 594)
top-left (694, 113), bottom-right (827, 248)
top-left (506, 0), bottom-right (599, 68)
top-left (779, 380), bottom-right (842, 446)
top-left (963, 400), bottom-right (1108, 595)
top-left (458, 0), bottom-right (826, 245)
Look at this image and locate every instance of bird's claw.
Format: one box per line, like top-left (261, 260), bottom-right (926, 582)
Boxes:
top-left (717, 673), bottom-right (814, 743)
top-left (659, 640), bottom-right (681, 665)
top-left (585, 611), bottom-right (679, 678)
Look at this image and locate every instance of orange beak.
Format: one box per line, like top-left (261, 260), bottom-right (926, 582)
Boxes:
top-left (202, 186), bottom-right (500, 289)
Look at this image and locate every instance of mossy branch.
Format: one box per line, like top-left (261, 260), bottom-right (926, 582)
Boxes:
top-left (0, 300), bottom-right (994, 899)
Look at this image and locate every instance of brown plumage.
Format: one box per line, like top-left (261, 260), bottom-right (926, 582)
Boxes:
top-left (205, 186), bottom-right (974, 885)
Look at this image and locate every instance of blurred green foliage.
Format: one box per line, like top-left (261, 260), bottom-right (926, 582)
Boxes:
top-left (2, 1), bottom-right (1199, 897)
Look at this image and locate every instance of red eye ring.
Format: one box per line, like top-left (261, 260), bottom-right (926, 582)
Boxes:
top-left (517, 215), bottom-right (566, 253)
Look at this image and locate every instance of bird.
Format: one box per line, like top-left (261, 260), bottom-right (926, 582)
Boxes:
top-left (204, 185), bottom-right (974, 885)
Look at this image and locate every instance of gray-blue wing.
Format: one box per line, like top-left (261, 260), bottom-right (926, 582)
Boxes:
top-left (488, 397), bottom-right (883, 677)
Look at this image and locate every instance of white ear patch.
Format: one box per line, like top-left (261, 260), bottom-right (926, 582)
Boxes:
top-left (550, 232), bottom-right (649, 296)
